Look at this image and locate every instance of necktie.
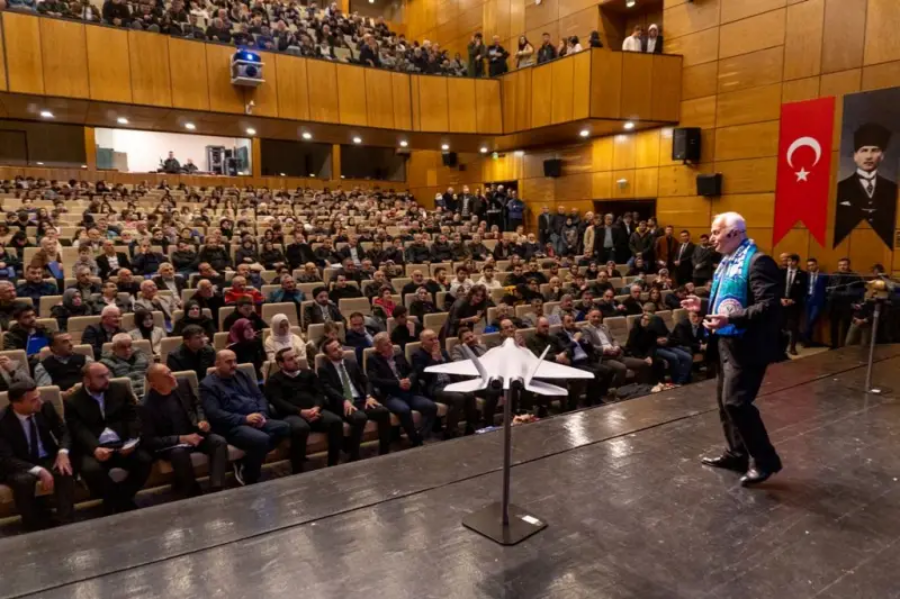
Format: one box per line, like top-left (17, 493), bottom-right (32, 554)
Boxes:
top-left (864, 179), bottom-right (875, 197)
top-left (678, 243), bottom-right (686, 259)
top-left (786, 270), bottom-right (793, 297)
top-left (809, 273), bottom-right (816, 294)
top-left (28, 416), bottom-right (39, 462)
top-left (339, 362), bottom-right (353, 401)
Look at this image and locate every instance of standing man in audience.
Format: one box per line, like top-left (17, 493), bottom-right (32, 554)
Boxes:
top-left (802, 257), bottom-right (828, 347)
top-left (0, 380), bottom-right (76, 530)
top-left (536, 32), bottom-right (557, 64)
top-left (622, 25), bottom-right (643, 52)
top-left (166, 325), bottom-right (217, 384)
top-left (780, 254), bottom-right (806, 356)
top-left (266, 347), bottom-right (344, 467)
top-left (82, 306), bottom-right (124, 360)
top-left (34, 332), bottom-right (91, 394)
top-left (692, 234), bottom-right (716, 286)
top-left (367, 332), bottom-right (436, 447)
top-left (141, 364), bottom-right (228, 499)
top-left (673, 230), bottom-right (695, 285)
top-left (65, 363), bottom-right (153, 514)
top-left (828, 257), bottom-right (863, 349)
top-left (200, 350), bottom-right (297, 485)
top-left (412, 329), bottom-right (478, 438)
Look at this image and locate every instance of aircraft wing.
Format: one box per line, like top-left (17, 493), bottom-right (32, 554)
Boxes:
top-left (524, 379), bottom-right (569, 396)
top-left (423, 360), bottom-right (480, 377)
top-left (532, 361), bottom-right (595, 379)
top-left (443, 379), bottom-right (489, 393)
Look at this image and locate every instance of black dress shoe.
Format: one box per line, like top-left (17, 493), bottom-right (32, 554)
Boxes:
top-left (701, 454), bottom-right (749, 472)
top-left (740, 458), bottom-right (783, 487)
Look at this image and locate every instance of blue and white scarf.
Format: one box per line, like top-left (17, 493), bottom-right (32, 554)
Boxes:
top-left (708, 238), bottom-right (757, 337)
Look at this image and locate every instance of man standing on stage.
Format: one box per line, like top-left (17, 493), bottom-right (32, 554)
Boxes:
top-left (682, 212), bottom-right (784, 486)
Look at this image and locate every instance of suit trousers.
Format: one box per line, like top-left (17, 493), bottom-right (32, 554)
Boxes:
top-left (343, 404), bottom-right (392, 459)
top-left (603, 355), bottom-right (652, 386)
top-left (829, 306), bottom-right (854, 348)
top-left (4, 458), bottom-right (75, 530)
top-left (79, 449), bottom-right (153, 514)
top-left (283, 411), bottom-right (344, 467)
top-left (384, 392), bottom-right (437, 446)
top-left (432, 389), bottom-right (479, 436)
top-left (803, 301), bottom-right (823, 345)
top-left (160, 433), bottom-right (228, 499)
top-left (783, 305), bottom-right (802, 351)
top-left (225, 419), bottom-right (292, 484)
top-left (716, 340), bottom-right (779, 468)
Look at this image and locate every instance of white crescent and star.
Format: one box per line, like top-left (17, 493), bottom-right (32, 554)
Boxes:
top-left (786, 136), bottom-right (822, 183)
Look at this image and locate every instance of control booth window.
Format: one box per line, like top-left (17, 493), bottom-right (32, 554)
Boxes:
top-left (260, 139), bottom-right (332, 179)
top-left (340, 145), bottom-right (406, 182)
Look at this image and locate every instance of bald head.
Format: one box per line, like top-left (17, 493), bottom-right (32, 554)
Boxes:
top-left (147, 363), bottom-right (177, 394)
top-left (215, 349), bottom-right (237, 377)
top-left (710, 211), bottom-right (747, 255)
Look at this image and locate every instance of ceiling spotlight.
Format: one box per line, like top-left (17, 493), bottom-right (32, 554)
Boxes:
top-left (117, 117), bottom-right (129, 125)
top-left (626, 0), bottom-right (636, 7)
top-left (36, 162), bottom-right (44, 166)
top-left (623, 121), bottom-right (635, 130)
top-left (309, 173), bottom-right (316, 177)
top-left (480, 146), bottom-right (489, 153)
top-left (301, 132), bottom-right (313, 140)
top-left (81, 165), bottom-right (87, 169)
top-left (579, 129), bottom-right (590, 138)
top-left (441, 143), bottom-right (450, 151)
top-left (353, 136), bottom-right (362, 144)
top-left (514, 150), bottom-right (524, 157)
top-left (400, 140), bottom-right (408, 148)
top-left (40, 110), bottom-right (54, 118)
top-left (280, 172), bottom-right (286, 176)
top-left (341, 175), bottom-right (346, 179)
top-left (246, 128), bottom-right (256, 135)
top-left (184, 122), bottom-right (196, 130)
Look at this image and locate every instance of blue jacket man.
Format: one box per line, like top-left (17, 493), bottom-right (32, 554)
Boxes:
top-left (803, 258), bottom-right (829, 346)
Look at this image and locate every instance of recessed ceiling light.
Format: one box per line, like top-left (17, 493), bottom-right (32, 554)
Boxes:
top-left (480, 146), bottom-right (489, 153)
top-left (626, 0), bottom-right (636, 7)
top-left (301, 132), bottom-right (312, 140)
top-left (117, 117), bottom-right (129, 125)
top-left (399, 140), bottom-right (408, 148)
top-left (280, 172), bottom-right (286, 176)
top-left (184, 122), bottom-right (196, 130)
top-left (341, 175), bottom-right (346, 179)
top-left (579, 129), bottom-right (590, 137)
top-left (36, 162), bottom-right (44, 166)
top-left (353, 136), bottom-right (362, 144)
top-left (441, 143), bottom-right (450, 151)
top-left (246, 128), bottom-right (256, 135)
top-left (514, 150), bottom-right (524, 157)
top-left (81, 164), bottom-right (87, 169)
top-left (40, 110), bottom-right (53, 119)
top-left (623, 121), bottom-right (635, 130)
top-left (309, 173), bottom-right (316, 177)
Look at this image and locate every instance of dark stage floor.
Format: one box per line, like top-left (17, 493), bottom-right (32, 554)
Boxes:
top-left (3, 345), bottom-right (900, 599)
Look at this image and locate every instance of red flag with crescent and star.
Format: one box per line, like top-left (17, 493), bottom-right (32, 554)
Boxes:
top-left (773, 97), bottom-right (835, 247)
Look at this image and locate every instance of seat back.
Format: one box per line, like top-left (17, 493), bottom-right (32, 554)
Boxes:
top-left (262, 302), bottom-right (300, 326)
top-left (338, 297), bottom-right (371, 316)
top-left (160, 337), bottom-right (183, 363)
top-left (422, 312), bottom-right (448, 331)
top-left (0, 385), bottom-right (63, 415)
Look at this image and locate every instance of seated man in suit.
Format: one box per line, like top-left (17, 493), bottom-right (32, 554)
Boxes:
top-left (141, 364), bottom-right (228, 499)
top-left (303, 287), bottom-right (344, 329)
top-left (65, 362), bottom-right (153, 514)
top-left (412, 329), bottom-right (478, 438)
top-left (82, 305), bottom-right (125, 360)
top-left (556, 314), bottom-right (615, 407)
top-left (318, 338), bottom-right (392, 459)
top-left (265, 347), bottom-right (345, 467)
top-left (620, 284), bottom-right (644, 316)
top-left (166, 325), bottom-right (217, 384)
top-left (200, 349), bottom-right (297, 485)
top-left (669, 310), bottom-right (713, 377)
top-left (115, 269), bottom-right (142, 297)
top-left (450, 327), bottom-right (501, 427)
top-left (152, 263), bottom-right (186, 307)
top-left (193, 279), bottom-right (226, 325)
top-left (97, 239), bottom-right (131, 280)
top-left (389, 306), bottom-right (424, 350)
top-left (0, 380), bottom-right (76, 530)
top-left (581, 308), bottom-right (651, 386)
top-left (134, 280), bottom-right (177, 330)
top-left (366, 332), bottom-right (436, 447)
top-left (34, 332), bottom-right (92, 394)
top-left (344, 311), bottom-right (378, 363)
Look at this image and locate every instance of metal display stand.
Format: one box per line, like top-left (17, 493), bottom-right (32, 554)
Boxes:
top-left (462, 380), bottom-right (548, 545)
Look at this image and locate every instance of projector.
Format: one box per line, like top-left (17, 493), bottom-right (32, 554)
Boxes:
top-left (231, 50), bottom-right (265, 87)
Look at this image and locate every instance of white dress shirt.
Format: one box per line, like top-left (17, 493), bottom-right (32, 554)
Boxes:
top-left (622, 36), bottom-right (642, 52)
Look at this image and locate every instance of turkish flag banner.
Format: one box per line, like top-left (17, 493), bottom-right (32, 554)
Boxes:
top-left (773, 97), bottom-right (835, 247)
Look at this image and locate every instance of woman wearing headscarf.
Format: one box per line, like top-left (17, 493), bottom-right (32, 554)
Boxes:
top-left (263, 313), bottom-right (307, 363)
top-left (128, 308), bottom-right (166, 356)
top-left (227, 317), bottom-right (265, 378)
top-left (173, 300), bottom-right (216, 339)
top-left (51, 289), bottom-right (94, 331)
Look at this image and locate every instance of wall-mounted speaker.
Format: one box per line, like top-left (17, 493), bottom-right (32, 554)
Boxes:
top-left (696, 173), bottom-right (722, 197)
top-left (673, 127), bottom-right (702, 162)
top-left (543, 159), bottom-right (562, 178)
top-left (442, 152), bottom-right (458, 167)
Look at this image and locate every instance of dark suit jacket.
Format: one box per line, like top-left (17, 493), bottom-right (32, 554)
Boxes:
top-left (366, 353), bottom-right (418, 400)
top-left (303, 302), bottom-right (344, 327)
top-left (835, 174), bottom-right (898, 248)
top-left (151, 275), bottom-right (187, 296)
top-left (780, 268), bottom-right (807, 307)
top-left (411, 348), bottom-right (453, 397)
top-left (319, 359), bottom-right (370, 411)
top-left (65, 383), bottom-right (141, 456)
top-left (805, 271), bottom-right (829, 310)
top-left (554, 329), bottom-right (600, 363)
top-left (641, 35), bottom-right (664, 53)
top-left (670, 319), bottom-right (707, 354)
top-left (537, 212), bottom-right (554, 242)
top-left (526, 332), bottom-right (566, 360)
top-left (139, 379), bottom-right (204, 453)
top-left (97, 253), bottom-right (131, 279)
top-left (0, 402), bottom-right (70, 477)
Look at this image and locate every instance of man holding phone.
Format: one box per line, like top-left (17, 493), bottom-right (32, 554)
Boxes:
top-left (681, 212), bottom-right (784, 486)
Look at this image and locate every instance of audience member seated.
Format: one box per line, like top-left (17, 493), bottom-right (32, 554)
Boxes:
top-left (345, 311), bottom-right (376, 363)
top-left (0, 281), bottom-right (19, 329)
top-left (140, 364), bottom-right (228, 499)
top-left (582, 309), bottom-right (651, 386)
top-left (620, 284), bottom-right (644, 316)
top-left (5, 304), bottom-right (51, 359)
top-left (152, 263), bottom-right (187, 304)
top-left (200, 349), bottom-right (298, 485)
top-left (69, 265), bottom-right (101, 298)
top-left (389, 306), bottom-right (423, 350)
top-left (624, 312), bottom-right (669, 385)
top-left (192, 279), bottom-right (225, 323)
top-left (366, 332), bottom-right (436, 447)
top-left (91, 281), bottom-right (133, 314)
top-left (50, 289), bottom-right (92, 332)
top-left (34, 332), bottom-right (91, 393)
top-left (171, 241), bottom-right (199, 275)
top-left (65, 363), bottom-right (153, 514)
top-left (115, 269), bottom-right (141, 297)
top-left (224, 275), bottom-right (264, 306)
top-left (173, 300), bottom-right (216, 339)
top-left (267, 274), bottom-right (305, 320)
top-left (295, 262), bottom-right (322, 283)
top-left (330, 274), bottom-right (362, 303)
top-left (642, 306), bottom-right (692, 385)
top-left (222, 297), bottom-right (267, 333)
top-left (15, 266), bottom-right (56, 308)
top-left (101, 334), bottom-right (151, 398)
top-left (166, 325), bottom-right (216, 383)
top-left (412, 329), bottom-right (478, 437)
top-left (131, 241), bottom-right (168, 276)
top-left (198, 240), bottom-right (232, 273)
top-left (0, 380), bottom-right (76, 531)
top-left (225, 318), bottom-right (266, 379)
top-left (303, 287), bottom-right (344, 329)
top-left (318, 338), bottom-right (392, 459)
top-left (264, 313), bottom-right (307, 363)
top-left (96, 240), bottom-right (129, 280)
top-left (556, 314), bottom-right (615, 406)
top-left (670, 310), bottom-right (711, 374)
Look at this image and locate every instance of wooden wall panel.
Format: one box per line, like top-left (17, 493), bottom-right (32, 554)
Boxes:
top-left (85, 26), bottom-right (132, 103)
top-left (717, 8), bottom-right (786, 60)
top-left (4, 13), bottom-right (44, 94)
top-left (572, 51), bottom-right (591, 121)
top-left (651, 54), bottom-right (683, 122)
top-left (620, 53), bottom-right (654, 121)
top-left (0, 24), bottom-right (6, 91)
top-left (715, 83), bottom-right (782, 127)
top-left (713, 121), bottom-right (780, 162)
top-left (862, 61), bottom-right (900, 92)
top-left (821, 0), bottom-right (867, 74)
top-left (864, 0), bottom-right (900, 66)
top-left (720, 0), bottom-right (785, 25)
top-left (783, 0), bottom-right (824, 81)
top-left (447, 77), bottom-right (477, 133)
top-left (682, 62), bottom-right (719, 100)
top-left (169, 38), bottom-right (210, 111)
top-left (336, 65), bottom-right (368, 126)
top-left (392, 73), bottom-right (413, 130)
top-left (612, 134), bottom-right (636, 171)
top-left (782, 76), bottom-right (820, 102)
top-left (306, 60), bottom-right (340, 123)
top-left (128, 31), bottom-right (172, 107)
top-left (365, 69), bottom-right (395, 129)
top-left (274, 54), bottom-right (309, 121)
top-left (410, 75), bottom-right (422, 131)
top-left (40, 18), bottom-right (88, 99)
top-left (679, 96), bottom-right (717, 129)
top-left (664, 0), bottom-right (721, 39)
top-left (475, 80), bottom-right (502, 134)
top-left (417, 76), bottom-right (450, 131)
top-left (663, 28), bottom-right (719, 67)
top-left (531, 64), bottom-right (553, 128)
top-left (550, 57), bottom-right (575, 125)
top-left (717, 46), bottom-right (784, 93)
top-left (715, 157), bottom-right (778, 194)
top-left (205, 44), bottom-right (244, 114)
top-left (590, 51), bottom-right (622, 119)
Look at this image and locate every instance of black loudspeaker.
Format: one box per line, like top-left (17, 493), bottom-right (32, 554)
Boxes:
top-left (696, 173), bottom-right (723, 197)
top-left (442, 152), bottom-right (458, 167)
top-left (543, 159), bottom-right (562, 178)
top-left (673, 127), bottom-right (702, 162)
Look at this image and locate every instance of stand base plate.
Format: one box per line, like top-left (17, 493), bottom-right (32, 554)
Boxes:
top-left (462, 502), bottom-right (548, 545)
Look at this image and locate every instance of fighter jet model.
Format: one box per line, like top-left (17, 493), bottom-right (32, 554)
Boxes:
top-left (424, 337), bottom-right (594, 396)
